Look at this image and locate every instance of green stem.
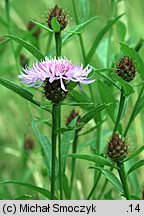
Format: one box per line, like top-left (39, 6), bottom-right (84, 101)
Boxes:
top-left (86, 172), bottom-right (101, 200)
top-left (51, 103), bottom-right (59, 200)
top-left (117, 162), bottom-right (131, 200)
top-left (113, 87), bottom-right (125, 134)
top-left (70, 131), bottom-right (79, 198)
top-left (58, 104), bottom-right (63, 199)
top-left (54, 31), bottom-right (63, 199)
top-left (55, 32), bottom-right (62, 58)
top-left (124, 86), bottom-right (144, 137)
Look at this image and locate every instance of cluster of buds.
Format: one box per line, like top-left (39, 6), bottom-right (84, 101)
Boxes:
top-left (107, 133), bottom-right (128, 162)
top-left (47, 4), bottom-right (68, 31)
top-left (115, 56), bottom-right (136, 82)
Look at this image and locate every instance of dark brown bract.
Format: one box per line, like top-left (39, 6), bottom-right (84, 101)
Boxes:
top-left (115, 56), bottom-right (136, 82)
top-left (107, 133), bottom-right (128, 162)
top-left (47, 4), bottom-right (68, 31)
top-left (43, 79), bottom-right (67, 103)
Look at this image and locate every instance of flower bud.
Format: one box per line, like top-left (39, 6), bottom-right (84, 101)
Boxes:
top-left (47, 4), bottom-right (68, 31)
top-left (107, 133), bottom-right (128, 162)
top-left (115, 56), bottom-right (136, 82)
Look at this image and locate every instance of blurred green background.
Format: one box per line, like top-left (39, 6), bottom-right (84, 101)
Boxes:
top-left (0, 0), bottom-right (144, 199)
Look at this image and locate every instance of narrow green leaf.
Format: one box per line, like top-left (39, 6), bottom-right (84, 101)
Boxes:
top-left (62, 16), bottom-right (98, 42)
top-left (70, 89), bottom-right (91, 111)
top-left (124, 146), bottom-right (144, 162)
top-left (5, 35), bottom-right (44, 61)
top-left (110, 72), bottom-right (134, 96)
top-left (67, 154), bottom-right (112, 166)
top-left (31, 20), bottom-right (53, 33)
top-left (51, 17), bottom-right (61, 33)
top-left (98, 80), bottom-right (116, 122)
top-left (127, 160), bottom-right (144, 175)
top-left (0, 77), bottom-right (40, 107)
top-left (32, 120), bottom-right (58, 178)
top-left (80, 103), bottom-right (109, 125)
top-left (0, 181), bottom-right (53, 199)
top-left (119, 41), bottom-right (144, 80)
top-left (92, 167), bottom-right (123, 193)
top-left (87, 14), bottom-right (124, 62)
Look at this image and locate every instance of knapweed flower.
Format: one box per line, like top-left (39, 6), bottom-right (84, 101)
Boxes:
top-left (115, 56), bottom-right (136, 82)
top-left (18, 57), bottom-right (94, 103)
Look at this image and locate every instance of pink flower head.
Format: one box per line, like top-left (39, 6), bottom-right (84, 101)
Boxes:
top-left (18, 57), bottom-right (95, 91)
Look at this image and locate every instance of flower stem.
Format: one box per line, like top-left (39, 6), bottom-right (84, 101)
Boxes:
top-left (54, 31), bottom-right (63, 199)
top-left (117, 161), bottom-right (131, 200)
top-left (57, 104), bottom-right (63, 199)
top-left (55, 32), bottom-right (62, 58)
top-left (51, 103), bottom-right (58, 200)
top-left (70, 131), bottom-right (79, 198)
top-left (113, 87), bottom-right (125, 134)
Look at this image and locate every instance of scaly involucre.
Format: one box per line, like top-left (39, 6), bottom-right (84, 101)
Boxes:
top-left (18, 57), bottom-right (94, 91)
